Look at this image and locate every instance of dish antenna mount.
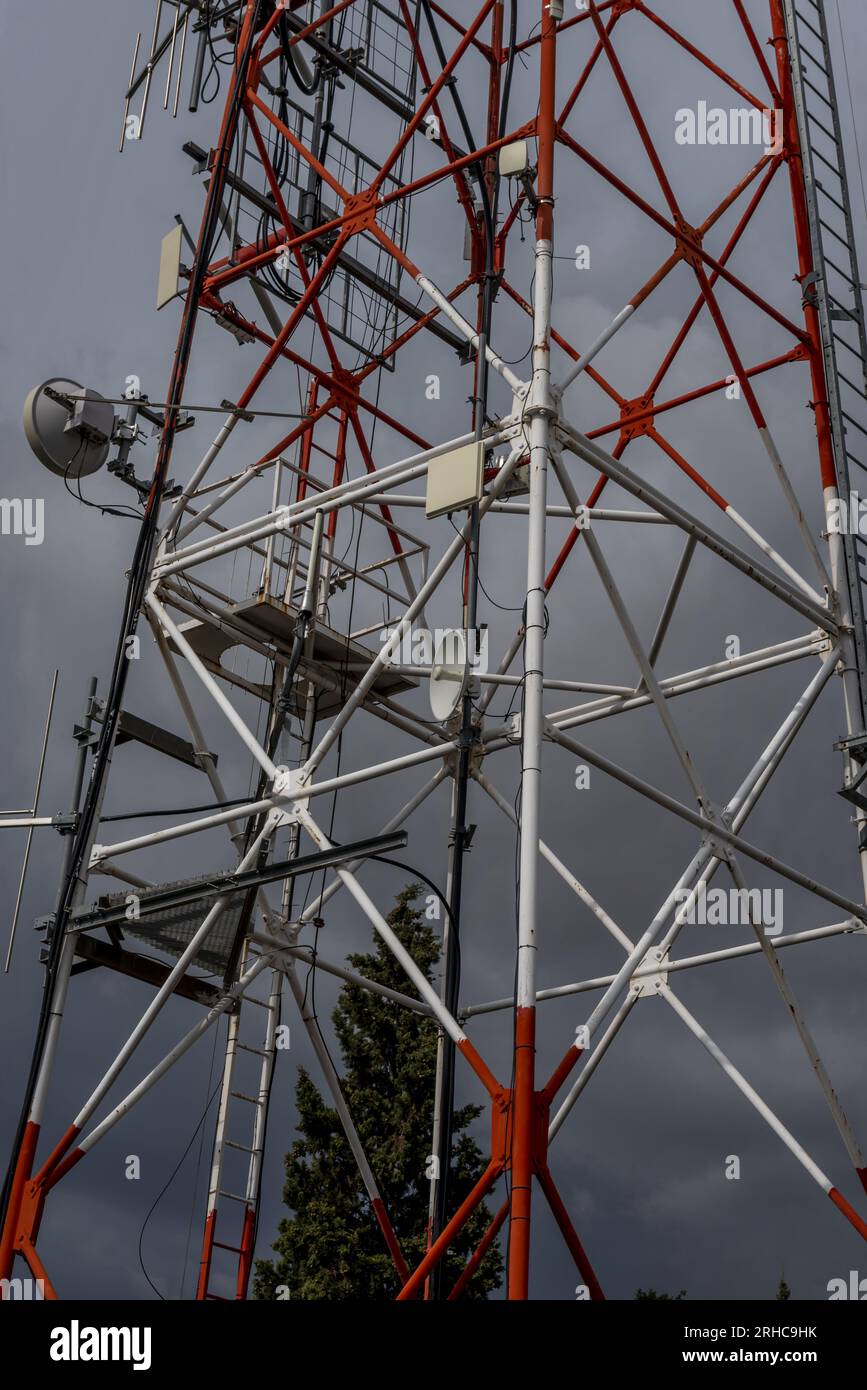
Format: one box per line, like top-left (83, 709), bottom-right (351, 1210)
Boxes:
top-left (23, 379), bottom-right (115, 479)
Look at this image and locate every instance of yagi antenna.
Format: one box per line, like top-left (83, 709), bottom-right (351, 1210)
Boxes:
top-left (119, 1), bottom-right (195, 149)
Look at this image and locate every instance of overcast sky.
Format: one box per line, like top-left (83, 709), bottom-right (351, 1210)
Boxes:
top-left (3, 0), bottom-right (867, 1302)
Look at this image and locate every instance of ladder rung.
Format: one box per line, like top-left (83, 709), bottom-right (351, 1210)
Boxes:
top-left (842, 410), bottom-right (867, 438)
top-left (236, 1042), bottom-right (269, 1056)
top-left (230, 1090), bottom-right (259, 1104)
top-left (226, 1139), bottom-right (262, 1154)
top-left (803, 73), bottom-right (834, 112)
top-left (828, 290), bottom-right (856, 315)
top-left (800, 42), bottom-right (830, 81)
top-left (834, 331), bottom-right (864, 360)
top-left (794, 8), bottom-right (824, 47)
top-left (213, 1240), bottom-right (244, 1254)
top-left (820, 216), bottom-right (854, 251)
top-left (217, 1188), bottom-right (251, 1204)
top-left (838, 371), bottom-right (867, 402)
top-left (824, 253), bottom-right (858, 289)
top-left (813, 147), bottom-right (844, 184)
top-left (817, 180), bottom-right (848, 217)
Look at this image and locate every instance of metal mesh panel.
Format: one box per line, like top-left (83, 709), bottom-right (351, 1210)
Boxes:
top-left (236, 92), bottom-right (411, 366)
top-left (100, 882), bottom-right (247, 974)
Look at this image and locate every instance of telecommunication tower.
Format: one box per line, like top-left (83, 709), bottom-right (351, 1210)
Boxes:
top-left (3, 0), bottom-right (867, 1301)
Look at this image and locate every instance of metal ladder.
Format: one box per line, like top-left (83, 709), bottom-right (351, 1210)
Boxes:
top-left (784, 1), bottom-right (867, 651)
top-left (196, 959), bottom-right (283, 1300)
top-left (783, 0), bottom-right (867, 793)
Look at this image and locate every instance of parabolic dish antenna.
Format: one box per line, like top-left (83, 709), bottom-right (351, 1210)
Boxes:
top-left (23, 378), bottom-right (114, 479)
top-left (429, 628), bottom-right (471, 722)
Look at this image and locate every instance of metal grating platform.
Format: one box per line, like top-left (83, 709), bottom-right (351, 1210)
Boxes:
top-left (173, 592), bottom-right (418, 715)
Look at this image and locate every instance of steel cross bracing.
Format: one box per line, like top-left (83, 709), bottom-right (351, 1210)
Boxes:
top-left (4, 0), bottom-right (867, 1301)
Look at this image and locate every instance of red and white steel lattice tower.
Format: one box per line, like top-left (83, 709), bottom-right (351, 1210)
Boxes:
top-left (3, 0), bottom-right (867, 1300)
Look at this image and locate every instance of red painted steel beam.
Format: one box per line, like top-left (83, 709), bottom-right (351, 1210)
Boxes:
top-left (396, 1159), bottom-right (503, 1300)
top-left (372, 0), bottom-right (498, 194)
top-left (733, 0), bottom-right (782, 101)
top-left (635, 1), bottom-right (768, 112)
top-left (556, 127), bottom-right (809, 343)
top-left (646, 156), bottom-right (783, 396)
top-left (537, 1164), bottom-right (605, 1300)
top-left (558, 5), bottom-right (623, 129)
top-left (259, 0), bottom-right (361, 67)
top-left (447, 1198), bottom-right (508, 1300)
top-left (397, 0), bottom-right (479, 235)
top-left (514, 0), bottom-right (620, 55)
top-left (588, 348), bottom-right (807, 444)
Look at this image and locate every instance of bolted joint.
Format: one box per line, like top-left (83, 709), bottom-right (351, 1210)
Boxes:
top-left (521, 384), bottom-right (558, 424)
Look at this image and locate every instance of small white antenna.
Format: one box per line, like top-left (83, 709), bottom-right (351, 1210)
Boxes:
top-left (429, 630), bottom-right (471, 722)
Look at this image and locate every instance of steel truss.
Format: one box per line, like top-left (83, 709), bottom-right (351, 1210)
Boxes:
top-left (4, 0), bottom-right (867, 1301)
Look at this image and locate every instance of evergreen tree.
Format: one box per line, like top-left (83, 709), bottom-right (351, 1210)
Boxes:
top-left (776, 1276), bottom-right (791, 1301)
top-left (635, 1288), bottom-right (687, 1300)
top-left (254, 886), bottom-right (503, 1299)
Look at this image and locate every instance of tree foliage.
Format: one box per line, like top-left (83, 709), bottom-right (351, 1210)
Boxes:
top-left (254, 886), bottom-right (503, 1299)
